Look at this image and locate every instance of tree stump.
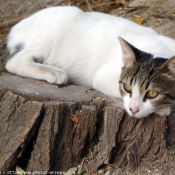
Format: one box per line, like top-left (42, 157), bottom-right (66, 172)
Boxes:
top-left (0, 72), bottom-right (175, 174)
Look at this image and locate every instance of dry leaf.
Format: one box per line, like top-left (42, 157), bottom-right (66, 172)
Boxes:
top-left (133, 15), bottom-right (144, 24)
top-left (71, 114), bottom-right (79, 124)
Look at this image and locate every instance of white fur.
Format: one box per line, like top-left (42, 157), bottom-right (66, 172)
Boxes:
top-left (6, 6), bottom-right (175, 118)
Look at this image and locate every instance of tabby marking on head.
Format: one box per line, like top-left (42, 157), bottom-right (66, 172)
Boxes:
top-left (119, 38), bottom-right (175, 118)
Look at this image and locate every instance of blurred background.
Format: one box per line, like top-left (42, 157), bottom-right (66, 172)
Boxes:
top-left (0, 0), bottom-right (133, 44)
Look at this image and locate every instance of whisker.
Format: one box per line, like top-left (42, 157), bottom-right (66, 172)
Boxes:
top-left (111, 97), bottom-right (125, 109)
top-left (111, 97), bottom-right (123, 102)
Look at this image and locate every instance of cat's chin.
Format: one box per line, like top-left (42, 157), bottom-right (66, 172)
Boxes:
top-left (128, 112), bottom-right (152, 119)
top-left (125, 105), bottom-right (154, 119)
top-left (127, 106), bottom-right (171, 118)
top-left (125, 108), bottom-right (151, 118)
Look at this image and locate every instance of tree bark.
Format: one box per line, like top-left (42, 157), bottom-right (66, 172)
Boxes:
top-left (0, 72), bottom-right (175, 174)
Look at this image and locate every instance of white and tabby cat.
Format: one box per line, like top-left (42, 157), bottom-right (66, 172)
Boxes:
top-left (5, 6), bottom-right (175, 118)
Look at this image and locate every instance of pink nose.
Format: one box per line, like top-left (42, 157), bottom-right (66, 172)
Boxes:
top-left (129, 108), bottom-right (140, 115)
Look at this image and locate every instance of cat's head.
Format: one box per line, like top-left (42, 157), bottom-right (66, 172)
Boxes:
top-left (119, 37), bottom-right (175, 118)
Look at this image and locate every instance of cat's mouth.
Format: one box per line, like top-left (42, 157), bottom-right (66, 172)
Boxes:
top-left (128, 111), bottom-right (151, 118)
top-left (112, 98), bottom-right (150, 118)
top-left (112, 97), bottom-right (172, 118)
top-left (128, 104), bottom-right (172, 118)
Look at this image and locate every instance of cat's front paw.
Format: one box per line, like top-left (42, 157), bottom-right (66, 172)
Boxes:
top-left (46, 69), bottom-right (67, 85)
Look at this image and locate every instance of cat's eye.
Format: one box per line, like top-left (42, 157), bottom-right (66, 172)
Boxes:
top-left (123, 83), bottom-right (132, 93)
top-left (146, 90), bottom-right (159, 99)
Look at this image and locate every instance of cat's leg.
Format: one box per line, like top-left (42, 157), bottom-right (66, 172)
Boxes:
top-left (92, 64), bottom-right (121, 98)
top-left (5, 50), bottom-right (67, 84)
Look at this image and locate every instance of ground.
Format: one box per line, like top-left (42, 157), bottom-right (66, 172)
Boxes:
top-left (0, 0), bottom-right (175, 175)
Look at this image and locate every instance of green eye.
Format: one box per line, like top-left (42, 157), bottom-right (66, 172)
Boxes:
top-left (123, 83), bottom-right (132, 93)
top-left (146, 90), bottom-right (159, 99)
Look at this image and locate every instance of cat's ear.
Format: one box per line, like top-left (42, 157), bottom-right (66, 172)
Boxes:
top-left (118, 37), bottom-right (136, 67)
top-left (160, 56), bottom-right (175, 76)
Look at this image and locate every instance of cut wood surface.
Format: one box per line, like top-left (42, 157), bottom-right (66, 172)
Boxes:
top-left (1, 72), bottom-right (175, 174)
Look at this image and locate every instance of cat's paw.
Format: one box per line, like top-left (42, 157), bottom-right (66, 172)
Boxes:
top-left (46, 69), bottom-right (67, 85)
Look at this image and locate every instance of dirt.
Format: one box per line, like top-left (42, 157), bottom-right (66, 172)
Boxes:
top-left (0, 0), bottom-right (175, 174)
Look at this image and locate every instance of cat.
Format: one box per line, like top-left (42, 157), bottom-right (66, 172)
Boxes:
top-left (5, 6), bottom-right (175, 118)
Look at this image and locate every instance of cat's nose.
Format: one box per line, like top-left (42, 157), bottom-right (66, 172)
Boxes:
top-left (129, 108), bottom-right (140, 115)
